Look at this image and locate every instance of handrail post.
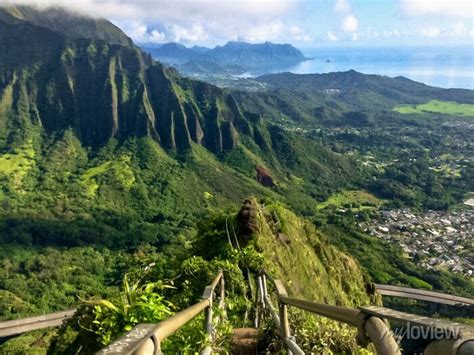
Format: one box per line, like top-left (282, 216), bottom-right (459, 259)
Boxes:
top-left (201, 272), bottom-right (224, 355)
top-left (356, 312), bottom-right (370, 347)
top-left (218, 275), bottom-right (225, 310)
top-left (258, 276), bottom-right (266, 310)
top-left (153, 334), bottom-right (162, 355)
top-left (262, 274), bottom-right (268, 301)
top-left (279, 302), bottom-right (292, 355)
top-left (202, 284), bottom-right (215, 345)
top-left (255, 277), bottom-right (261, 328)
top-left (364, 316), bottom-right (400, 355)
top-left (274, 279), bottom-right (293, 355)
top-left (204, 302), bottom-right (213, 340)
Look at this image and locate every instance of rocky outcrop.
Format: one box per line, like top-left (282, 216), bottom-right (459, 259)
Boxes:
top-left (255, 166), bottom-right (275, 187)
top-left (237, 199), bottom-right (259, 245)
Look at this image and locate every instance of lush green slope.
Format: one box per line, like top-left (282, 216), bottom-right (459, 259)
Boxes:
top-left (257, 71), bottom-right (474, 109)
top-left (394, 99), bottom-right (474, 117)
top-left (0, 6), bottom-right (472, 354)
top-left (1, 199), bottom-right (378, 354)
top-left (0, 4), bottom-right (362, 251)
top-left (0, 5), bottom-right (362, 325)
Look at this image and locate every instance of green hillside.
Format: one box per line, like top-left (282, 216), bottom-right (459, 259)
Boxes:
top-left (394, 99), bottom-right (474, 117)
top-left (0, 5), bottom-right (472, 354)
top-left (1, 200), bottom-right (378, 354)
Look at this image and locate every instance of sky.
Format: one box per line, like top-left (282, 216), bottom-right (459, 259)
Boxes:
top-left (3, 0), bottom-right (474, 47)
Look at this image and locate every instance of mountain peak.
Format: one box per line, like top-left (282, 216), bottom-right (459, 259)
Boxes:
top-left (0, 5), bottom-right (132, 46)
top-left (209, 40), bottom-right (307, 67)
top-left (161, 42), bottom-right (186, 49)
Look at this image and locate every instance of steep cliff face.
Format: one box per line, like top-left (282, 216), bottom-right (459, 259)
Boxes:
top-left (0, 5), bottom-right (361, 223)
top-left (0, 4), bottom-right (357, 186)
top-left (0, 5), bottom-right (245, 152)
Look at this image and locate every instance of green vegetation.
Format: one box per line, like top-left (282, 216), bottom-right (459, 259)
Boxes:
top-left (1, 199), bottom-right (377, 354)
top-left (0, 246), bottom-right (122, 319)
top-left (0, 5), bottom-right (473, 353)
top-left (80, 155), bottom-right (135, 196)
top-left (394, 99), bottom-right (474, 117)
top-left (0, 140), bottom-right (35, 189)
top-left (317, 190), bottom-right (384, 211)
top-left (255, 200), bottom-right (376, 306)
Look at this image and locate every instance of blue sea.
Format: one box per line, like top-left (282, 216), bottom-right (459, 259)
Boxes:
top-left (275, 47), bottom-right (474, 90)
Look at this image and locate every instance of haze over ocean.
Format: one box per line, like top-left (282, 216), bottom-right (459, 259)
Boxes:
top-left (276, 47), bottom-right (474, 90)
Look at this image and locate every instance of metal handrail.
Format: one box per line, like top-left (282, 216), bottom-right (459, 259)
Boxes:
top-left (256, 271), bottom-right (305, 355)
top-left (258, 270), bottom-right (400, 355)
top-left (279, 296), bottom-right (361, 327)
top-left (375, 284), bottom-right (474, 306)
top-left (258, 270), bottom-right (474, 355)
top-left (0, 309), bottom-right (76, 337)
top-left (97, 272), bottom-right (225, 355)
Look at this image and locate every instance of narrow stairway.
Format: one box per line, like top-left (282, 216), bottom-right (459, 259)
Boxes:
top-left (231, 327), bottom-right (259, 355)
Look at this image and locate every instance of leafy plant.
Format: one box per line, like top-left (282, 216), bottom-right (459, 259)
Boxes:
top-left (80, 273), bottom-right (175, 346)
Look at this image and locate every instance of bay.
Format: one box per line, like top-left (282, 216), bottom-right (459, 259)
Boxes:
top-left (269, 46), bottom-right (474, 90)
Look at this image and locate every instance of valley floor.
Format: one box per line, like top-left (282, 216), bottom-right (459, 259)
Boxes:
top-left (363, 208), bottom-right (473, 277)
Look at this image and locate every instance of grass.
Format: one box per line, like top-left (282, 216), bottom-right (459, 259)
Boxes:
top-left (255, 200), bottom-right (374, 306)
top-left (0, 328), bottom-right (57, 354)
top-left (393, 100), bottom-right (474, 117)
top-left (0, 140), bottom-right (36, 189)
top-left (80, 155), bottom-right (135, 197)
top-left (430, 165), bottom-right (462, 178)
top-left (316, 190), bottom-right (383, 211)
top-left (252, 200), bottom-right (377, 351)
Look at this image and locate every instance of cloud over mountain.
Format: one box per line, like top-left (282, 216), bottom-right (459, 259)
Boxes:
top-left (4, 0), bottom-right (307, 45)
top-left (3, 0), bottom-right (473, 45)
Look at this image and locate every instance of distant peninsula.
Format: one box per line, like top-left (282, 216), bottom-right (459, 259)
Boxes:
top-left (141, 41), bottom-right (308, 75)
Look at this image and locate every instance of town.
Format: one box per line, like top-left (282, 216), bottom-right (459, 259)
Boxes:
top-left (363, 209), bottom-right (473, 277)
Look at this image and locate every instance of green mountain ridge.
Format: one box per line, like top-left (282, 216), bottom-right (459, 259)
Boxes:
top-left (0, 5), bottom-right (132, 45)
top-left (257, 70), bottom-right (474, 110)
top-left (0, 4), bottom-right (360, 247)
top-left (0, 6), bottom-right (472, 353)
top-left (142, 40), bottom-right (307, 75)
top-left (0, 5), bottom-right (320, 154)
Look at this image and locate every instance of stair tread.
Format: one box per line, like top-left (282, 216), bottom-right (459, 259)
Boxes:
top-left (232, 328), bottom-right (259, 355)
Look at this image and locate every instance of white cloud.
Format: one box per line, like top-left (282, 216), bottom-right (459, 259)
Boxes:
top-left (453, 23), bottom-right (466, 36)
top-left (342, 15), bottom-right (358, 32)
top-left (149, 29), bottom-right (166, 43)
top-left (334, 0), bottom-right (351, 14)
top-left (121, 22), bottom-right (145, 42)
top-left (289, 25), bottom-right (303, 36)
top-left (327, 31), bottom-right (338, 41)
top-left (449, 23), bottom-right (474, 38)
top-left (4, 0), bottom-right (300, 20)
top-left (168, 24), bottom-right (207, 42)
top-left (420, 26), bottom-right (441, 38)
top-left (400, 0), bottom-right (474, 18)
top-left (288, 25), bottom-right (312, 42)
top-left (119, 22), bottom-right (167, 44)
top-left (4, 0), bottom-right (304, 45)
top-left (333, 0), bottom-right (359, 36)
top-left (243, 22), bottom-right (284, 42)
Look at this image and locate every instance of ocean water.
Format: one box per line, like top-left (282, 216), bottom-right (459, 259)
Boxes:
top-left (275, 47), bottom-right (474, 90)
